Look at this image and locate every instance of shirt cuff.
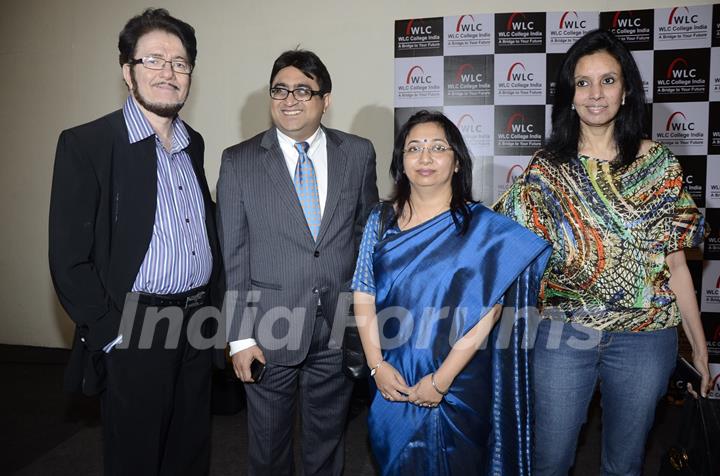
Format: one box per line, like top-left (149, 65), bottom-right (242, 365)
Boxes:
top-left (103, 335), bottom-right (123, 353)
top-left (229, 338), bottom-right (258, 356)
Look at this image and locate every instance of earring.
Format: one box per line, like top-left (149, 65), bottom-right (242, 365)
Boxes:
top-left (571, 103), bottom-right (576, 111)
top-left (621, 96), bottom-right (625, 106)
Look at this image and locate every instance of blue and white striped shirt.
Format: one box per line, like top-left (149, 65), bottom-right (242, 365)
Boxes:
top-left (124, 97), bottom-right (212, 295)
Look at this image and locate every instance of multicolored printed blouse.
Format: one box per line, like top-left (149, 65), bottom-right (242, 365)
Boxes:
top-left (493, 143), bottom-right (706, 332)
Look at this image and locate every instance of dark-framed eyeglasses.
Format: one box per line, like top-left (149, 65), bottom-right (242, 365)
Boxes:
top-left (129, 56), bottom-right (193, 75)
top-left (269, 86), bottom-right (323, 102)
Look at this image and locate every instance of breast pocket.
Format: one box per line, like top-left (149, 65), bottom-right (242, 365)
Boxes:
top-left (250, 279), bottom-right (282, 291)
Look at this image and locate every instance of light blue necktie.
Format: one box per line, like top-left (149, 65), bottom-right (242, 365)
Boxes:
top-left (293, 142), bottom-right (321, 240)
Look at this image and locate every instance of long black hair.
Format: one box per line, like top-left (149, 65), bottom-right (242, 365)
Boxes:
top-left (546, 29), bottom-right (646, 166)
top-left (389, 110), bottom-right (476, 234)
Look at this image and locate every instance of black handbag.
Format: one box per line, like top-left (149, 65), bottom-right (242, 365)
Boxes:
top-left (659, 392), bottom-right (720, 475)
top-left (342, 203), bottom-right (393, 379)
top-left (342, 317), bottom-right (369, 379)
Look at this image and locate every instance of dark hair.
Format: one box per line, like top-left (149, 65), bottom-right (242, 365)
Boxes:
top-left (270, 49), bottom-right (332, 94)
top-left (118, 8), bottom-right (197, 67)
top-left (546, 29), bottom-right (646, 166)
top-left (389, 110), bottom-right (476, 234)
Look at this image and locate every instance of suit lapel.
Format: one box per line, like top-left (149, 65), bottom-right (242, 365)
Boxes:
top-left (316, 128), bottom-right (347, 246)
top-left (108, 113), bottom-right (157, 296)
top-left (260, 129), bottom-right (314, 236)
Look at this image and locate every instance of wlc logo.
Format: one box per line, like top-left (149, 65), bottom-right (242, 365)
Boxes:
top-left (506, 13), bottom-right (535, 31)
top-left (611, 11), bottom-right (642, 28)
top-left (665, 112), bottom-right (695, 131)
top-left (456, 14), bottom-right (481, 32)
top-left (506, 164), bottom-right (525, 183)
top-left (405, 66), bottom-right (432, 84)
top-left (456, 114), bottom-right (483, 134)
top-left (712, 372), bottom-right (720, 396)
top-left (405, 19), bottom-right (432, 36)
top-left (455, 64), bottom-right (483, 83)
top-left (706, 275), bottom-right (720, 296)
top-left (505, 112), bottom-right (534, 133)
top-left (559, 11), bottom-right (587, 29)
top-left (668, 6), bottom-right (698, 25)
top-left (666, 57), bottom-right (697, 79)
top-left (507, 62), bottom-right (534, 81)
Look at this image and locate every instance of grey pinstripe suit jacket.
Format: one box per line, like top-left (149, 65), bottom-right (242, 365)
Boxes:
top-left (217, 126), bottom-right (378, 365)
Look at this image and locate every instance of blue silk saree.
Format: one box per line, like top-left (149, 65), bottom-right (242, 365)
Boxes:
top-left (368, 203), bottom-right (550, 475)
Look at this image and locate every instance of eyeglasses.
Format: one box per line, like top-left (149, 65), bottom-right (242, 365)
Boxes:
top-left (403, 144), bottom-right (453, 157)
top-left (129, 56), bottom-right (193, 75)
top-left (269, 86), bottom-right (323, 102)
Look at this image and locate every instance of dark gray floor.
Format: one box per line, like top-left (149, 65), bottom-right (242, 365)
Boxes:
top-left (1, 345), bottom-right (682, 476)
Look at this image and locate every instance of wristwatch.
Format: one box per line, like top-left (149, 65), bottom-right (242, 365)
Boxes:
top-left (370, 360), bottom-right (384, 377)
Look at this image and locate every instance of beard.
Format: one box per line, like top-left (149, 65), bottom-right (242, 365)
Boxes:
top-left (130, 68), bottom-right (188, 118)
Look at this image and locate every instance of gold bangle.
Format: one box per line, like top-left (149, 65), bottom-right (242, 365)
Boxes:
top-left (431, 372), bottom-right (449, 396)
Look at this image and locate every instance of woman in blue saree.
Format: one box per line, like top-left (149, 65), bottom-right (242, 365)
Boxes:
top-left (351, 110), bottom-right (551, 475)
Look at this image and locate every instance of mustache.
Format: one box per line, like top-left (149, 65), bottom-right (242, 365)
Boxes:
top-left (153, 81), bottom-right (180, 91)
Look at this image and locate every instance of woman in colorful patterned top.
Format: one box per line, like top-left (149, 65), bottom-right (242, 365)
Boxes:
top-left (494, 30), bottom-right (711, 476)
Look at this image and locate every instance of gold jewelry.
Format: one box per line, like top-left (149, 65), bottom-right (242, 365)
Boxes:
top-left (431, 373), bottom-right (449, 396)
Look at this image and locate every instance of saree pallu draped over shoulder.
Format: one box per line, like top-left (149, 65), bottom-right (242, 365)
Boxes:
top-left (368, 203), bottom-right (551, 476)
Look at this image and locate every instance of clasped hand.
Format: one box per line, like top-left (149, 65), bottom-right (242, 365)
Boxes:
top-left (374, 363), bottom-right (444, 408)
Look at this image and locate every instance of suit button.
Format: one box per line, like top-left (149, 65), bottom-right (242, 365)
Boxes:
top-left (314, 251), bottom-right (320, 257)
top-left (312, 287), bottom-right (319, 294)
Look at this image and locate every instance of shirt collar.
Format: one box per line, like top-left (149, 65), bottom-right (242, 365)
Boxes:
top-left (276, 126), bottom-right (324, 154)
top-left (122, 96), bottom-right (190, 152)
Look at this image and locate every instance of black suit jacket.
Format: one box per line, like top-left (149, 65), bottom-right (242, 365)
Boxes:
top-left (49, 109), bottom-right (223, 395)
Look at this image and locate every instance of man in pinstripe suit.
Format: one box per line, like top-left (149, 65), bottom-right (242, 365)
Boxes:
top-left (217, 49), bottom-right (378, 475)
